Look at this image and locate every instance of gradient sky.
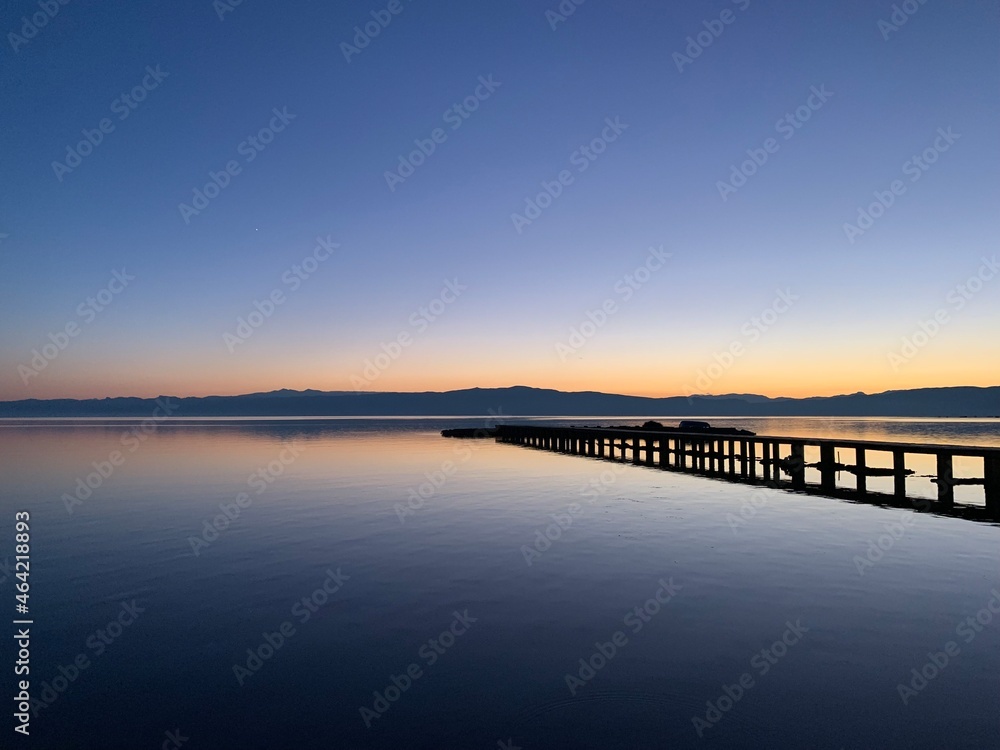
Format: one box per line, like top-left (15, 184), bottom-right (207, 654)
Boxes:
top-left (1, 0), bottom-right (997, 401)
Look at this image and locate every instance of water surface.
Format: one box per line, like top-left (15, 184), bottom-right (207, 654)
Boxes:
top-left (1, 417), bottom-right (998, 749)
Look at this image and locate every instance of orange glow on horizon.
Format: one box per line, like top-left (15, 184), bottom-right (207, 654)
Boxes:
top-left (4, 333), bottom-right (997, 402)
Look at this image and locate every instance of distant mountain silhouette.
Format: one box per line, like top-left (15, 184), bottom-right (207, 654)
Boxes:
top-left (1, 385), bottom-right (998, 418)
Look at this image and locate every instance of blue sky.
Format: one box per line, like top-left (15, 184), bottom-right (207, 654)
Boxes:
top-left (1, 0), bottom-right (997, 399)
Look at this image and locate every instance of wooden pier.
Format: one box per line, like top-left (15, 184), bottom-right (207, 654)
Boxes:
top-left (495, 425), bottom-right (1000, 517)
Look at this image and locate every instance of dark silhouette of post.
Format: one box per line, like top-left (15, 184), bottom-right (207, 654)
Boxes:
top-left (937, 454), bottom-right (954, 506)
top-left (790, 443), bottom-right (806, 489)
top-left (893, 450), bottom-right (907, 499)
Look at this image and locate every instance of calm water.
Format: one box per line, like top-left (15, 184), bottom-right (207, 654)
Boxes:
top-left (1, 417), bottom-right (999, 749)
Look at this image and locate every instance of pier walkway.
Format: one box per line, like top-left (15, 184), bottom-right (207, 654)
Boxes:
top-left (495, 424), bottom-right (1000, 517)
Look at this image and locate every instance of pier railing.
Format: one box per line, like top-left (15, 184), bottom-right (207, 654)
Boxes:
top-left (495, 425), bottom-right (1000, 515)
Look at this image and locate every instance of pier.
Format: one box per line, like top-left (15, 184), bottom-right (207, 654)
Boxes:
top-left (495, 425), bottom-right (1000, 517)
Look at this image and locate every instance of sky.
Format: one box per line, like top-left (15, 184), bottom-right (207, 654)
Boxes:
top-left (1, 0), bottom-right (997, 401)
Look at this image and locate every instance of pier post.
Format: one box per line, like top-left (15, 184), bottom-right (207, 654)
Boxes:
top-left (728, 440), bottom-right (736, 475)
top-left (632, 438), bottom-right (641, 465)
top-left (820, 444), bottom-right (836, 492)
top-left (985, 456), bottom-right (1000, 513)
top-left (893, 450), bottom-right (906, 499)
top-left (855, 448), bottom-right (867, 495)
top-left (936, 453), bottom-right (954, 506)
top-left (748, 441), bottom-right (756, 479)
top-left (790, 443), bottom-right (805, 489)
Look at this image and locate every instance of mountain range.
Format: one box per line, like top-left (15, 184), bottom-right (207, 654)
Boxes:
top-left (1, 385), bottom-right (998, 418)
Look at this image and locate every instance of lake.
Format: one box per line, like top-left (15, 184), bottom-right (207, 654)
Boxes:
top-left (1, 417), bottom-right (999, 749)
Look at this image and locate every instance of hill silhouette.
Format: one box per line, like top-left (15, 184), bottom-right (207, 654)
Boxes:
top-left (1, 385), bottom-right (997, 418)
